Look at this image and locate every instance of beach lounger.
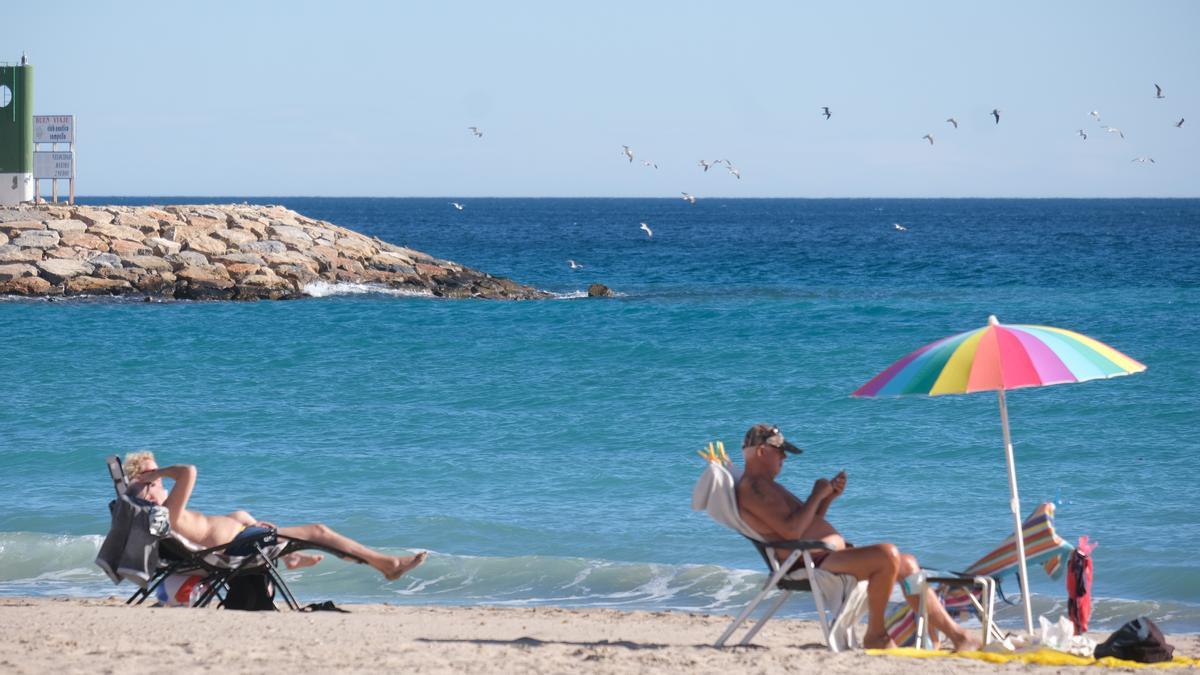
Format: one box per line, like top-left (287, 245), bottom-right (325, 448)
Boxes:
top-left (691, 459), bottom-right (869, 651)
top-left (97, 455), bottom-right (366, 610)
top-left (884, 502), bottom-right (1073, 646)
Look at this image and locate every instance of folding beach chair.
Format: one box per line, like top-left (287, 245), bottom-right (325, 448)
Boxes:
top-left (96, 455), bottom-right (367, 610)
top-left (691, 458), bottom-right (869, 651)
top-left (883, 502), bottom-right (1073, 647)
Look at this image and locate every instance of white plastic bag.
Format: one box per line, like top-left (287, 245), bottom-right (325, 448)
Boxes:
top-left (1039, 615), bottom-right (1097, 657)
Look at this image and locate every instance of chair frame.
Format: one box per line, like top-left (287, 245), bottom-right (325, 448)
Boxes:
top-left (105, 455), bottom-right (365, 610)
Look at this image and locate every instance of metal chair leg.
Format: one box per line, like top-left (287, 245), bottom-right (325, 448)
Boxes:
top-left (739, 590), bottom-right (792, 645)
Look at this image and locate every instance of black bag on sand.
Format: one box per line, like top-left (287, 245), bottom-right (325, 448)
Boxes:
top-left (1093, 616), bottom-right (1174, 663)
top-left (222, 573), bottom-right (276, 611)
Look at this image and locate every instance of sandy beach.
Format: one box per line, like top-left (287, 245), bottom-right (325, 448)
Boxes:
top-left (1, 598), bottom-right (1195, 674)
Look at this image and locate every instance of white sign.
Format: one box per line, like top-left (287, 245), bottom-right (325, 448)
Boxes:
top-left (34, 115), bottom-right (75, 144)
top-left (34, 151), bottom-right (75, 179)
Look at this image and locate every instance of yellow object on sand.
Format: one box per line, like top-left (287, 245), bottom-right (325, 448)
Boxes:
top-left (867, 646), bottom-right (1200, 669)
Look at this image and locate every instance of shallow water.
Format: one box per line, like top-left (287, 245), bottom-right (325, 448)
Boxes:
top-left (2, 197), bottom-right (1197, 631)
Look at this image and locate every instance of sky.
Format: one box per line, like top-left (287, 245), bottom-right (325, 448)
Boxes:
top-left (7, 1), bottom-right (1200, 197)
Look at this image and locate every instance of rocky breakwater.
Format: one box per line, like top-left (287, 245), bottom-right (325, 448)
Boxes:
top-left (0, 204), bottom-right (548, 300)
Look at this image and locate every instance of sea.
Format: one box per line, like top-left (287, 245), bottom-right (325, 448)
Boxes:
top-left (2, 197), bottom-right (1197, 633)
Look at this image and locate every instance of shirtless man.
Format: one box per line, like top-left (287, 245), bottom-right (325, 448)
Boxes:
top-left (735, 424), bottom-right (978, 651)
top-left (127, 458), bottom-right (426, 581)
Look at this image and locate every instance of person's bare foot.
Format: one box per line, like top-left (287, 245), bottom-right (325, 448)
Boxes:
top-left (383, 551), bottom-right (428, 581)
top-left (283, 552), bottom-right (324, 570)
top-left (950, 630), bottom-right (982, 652)
top-left (863, 631), bottom-right (898, 649)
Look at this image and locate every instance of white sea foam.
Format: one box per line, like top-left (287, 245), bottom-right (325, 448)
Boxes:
top-left (302, 281), bottom-right (433, 298)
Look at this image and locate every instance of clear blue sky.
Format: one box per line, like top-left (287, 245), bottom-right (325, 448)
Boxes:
top-left (10, 1), bottom-right (1199, 197)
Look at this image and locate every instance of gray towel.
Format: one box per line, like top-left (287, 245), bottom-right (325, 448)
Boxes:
top-left (95, 494), bottom-right (171, 588)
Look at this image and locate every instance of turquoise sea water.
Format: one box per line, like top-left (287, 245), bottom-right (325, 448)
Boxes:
top-left (2, 198), bottom-right (1197, 632)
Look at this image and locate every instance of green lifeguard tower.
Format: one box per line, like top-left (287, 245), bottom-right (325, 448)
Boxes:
top-left (0, 54), bottom-right (34, 206)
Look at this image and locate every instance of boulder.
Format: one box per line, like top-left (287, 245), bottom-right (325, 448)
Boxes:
top-left (179, 231), bottom-right (228, 256)
top-left (45, 219), bottom-right (88, 234)
top-left (13, 230), bottom-right (60, 249)
top-left (87, 253), bottom-right (124, 268)
top-left (65, 276), bottom-right (133, 296)
top-left (0, 275), bottom-right (53, 295)
top-left (36, 259), bottom-right (95, 283)
top-left (240, 240), bottom-right (287, 256)
top-left (274, 264), bottom-right (319, 286)
top-left (264, 250), bottom-right (319, 272)
top-left (72, 207), bottom-right (115, 226)
top-left (0, 263), bottom-right (38, 281)
top-left (47, 246), bottom-right (90, 260)
top-left (134, 273), bottom-right (175, 296)
top-left (0, 232), bottom-right (7, 246)
top-left (145, 236), bottom-right (182, 256)
top-left (268, 225), bottom-right (314, 250)
top-left (0, 220), bottom-right (47, 236)
top-left (88, 222), bottom-right (144, 242)
top-left (115, 212), bottom-right (162, 233)
top-left (370, 251), bottom-right (415, 273)
top-left (164, 251), bottom-right (210, 269)
top-left (308, 245), bottom-right (340, 273)
top-left (122, 255), bottom-right (173, 273)
top-left (213, 228), bottom-right (258, 247)
top-left (174, 265), bottom-right (236, 300)
top-left (587, 283), bottom-right (614, 298)
top-left (96, 266), bottom-right (141, 283)
top-left (335, 235), bottom-right (377, 259)
top-left (60, 231), bottom-right (109, 251)
top-left (212, 252), bottom-right (266, 267)
top-left (108, 239), bottom-right (153, 257)
top-left (224, 262), bottom-right (264, 279)
top-left (0, 244), bottom-right (43, 263)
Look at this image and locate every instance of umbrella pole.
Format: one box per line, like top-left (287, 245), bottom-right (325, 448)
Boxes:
top-left (998, 389), bottom-right (1035, 634)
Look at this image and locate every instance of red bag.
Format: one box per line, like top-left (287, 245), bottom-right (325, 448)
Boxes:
top-left (1067, 535), bottom-right (1096, 635)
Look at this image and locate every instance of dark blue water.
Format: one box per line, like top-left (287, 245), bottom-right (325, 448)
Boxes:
top-left (2, 198), bottom-right (1197, 631)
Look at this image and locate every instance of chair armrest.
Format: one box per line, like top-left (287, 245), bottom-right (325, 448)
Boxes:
top-left (762, 539), bottom-right (834, 552)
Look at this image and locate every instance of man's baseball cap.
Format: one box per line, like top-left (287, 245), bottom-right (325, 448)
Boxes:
top-left (743, 424), bottom-right (803, 455)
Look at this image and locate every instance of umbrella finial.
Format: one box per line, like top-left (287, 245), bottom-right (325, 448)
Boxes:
top-left (988, 314), bottom-right (1000, 326)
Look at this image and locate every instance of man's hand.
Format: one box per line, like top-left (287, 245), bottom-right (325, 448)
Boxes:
top-left (830, 470), bottom-right (847, 499)
top-left (811, 478), bottom-right (833, 501)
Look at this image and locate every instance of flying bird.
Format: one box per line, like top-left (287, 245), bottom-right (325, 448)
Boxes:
top-left (622, 145), bottom-right (634, 163)
top-left (727, 166), bottom-right (741, 179)
top-left (450, 202), bottom-right (465, 210)
top-left (639, 222), bottom-right (653, 238)
top-left (567, 259), bottom-right (583, 269)
top-left (1102, 125), bottom-right (1125, 139)
top-left (1131, 156), bottom-right (1156, 164)
top-left (1176, 118), bottom-right (1185, 128)
top-left (699, 160), bottom-right (714, 172)
top-left (922, 134), bottom-right (934, 145)
top-left (468, 126), bottom-right (482, 138)
top-left (680, 192), bottom-right (696, 204)
top-left (1089, 111), bottom-right (1101, 123)
top-left (821, 106), bottom-right (832, 120)
top-left (1155, 84), bottom-right (1165, 99)
top-left (991, 109), bottom-right (1001, 124)
top-left (946, 117), bottom-right (958, 129)
top-left (642, 160), bottom-right (659, 169)
top-left (1077, 129), bottom-right (1087, 140)
top-left (893, 223), bottom-right (907, 232)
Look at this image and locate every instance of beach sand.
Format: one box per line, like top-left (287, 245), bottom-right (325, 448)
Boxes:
top-left (1, 598), bottom-right (1196, 673)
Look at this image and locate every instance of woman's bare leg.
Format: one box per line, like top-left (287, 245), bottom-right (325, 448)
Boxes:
top-left (276, 523), bottom-right (426, 580)
top-left (819, 543), bottom-right (901, 649)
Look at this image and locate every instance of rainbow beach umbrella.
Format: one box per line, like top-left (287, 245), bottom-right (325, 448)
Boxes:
top-left (852, 315), bottom-right (1146, 633)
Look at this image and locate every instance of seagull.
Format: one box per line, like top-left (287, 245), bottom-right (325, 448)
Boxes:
top-left (468, 126), bottom-right (482, 138)
top-left (1089, 110), bottom-right (1101, 123)
top-left (699, 160), bottom-right (714, 172)
top-left (680, 192), bottom-right (696, 204)
top-left (1176, 118), bottom-right (1185, 128)
top-left (642, 160), bottom-right (659, 169)
top-left (727, 166), bottom-right (741, 179)
top-left (1132, 156), bottom-right (1156, 164)
top-left (946, 117), bottom-right (958, 129)
top-left (1102, 125), bottom-right (1125, 139)
top-left (450, 202), bottom-right (465, 210)
top-left (1155, 83), bottom-right (1165, 99)
top-left (567, 259), bottom-right (583, 269)
top-left (991, 109), bottom-right (1001, 125)
top-left (893, 223), bottom-right (907, 231)
top-left (622, 145), bottom-right (634, 163)
top-left (639, 222), bottom-right (653, 238)
top-left (1077, 129), bottom-right (1087, 140)
top-left (922, 134), bottom-right (934, 145)
top-left (821, 107), bottom-right (832, 120)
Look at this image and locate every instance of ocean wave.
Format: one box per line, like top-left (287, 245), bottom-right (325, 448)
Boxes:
top-left (302, 281), bottom-right (433, 298)
top-left (2, 532), bottom-right (1197, 632)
